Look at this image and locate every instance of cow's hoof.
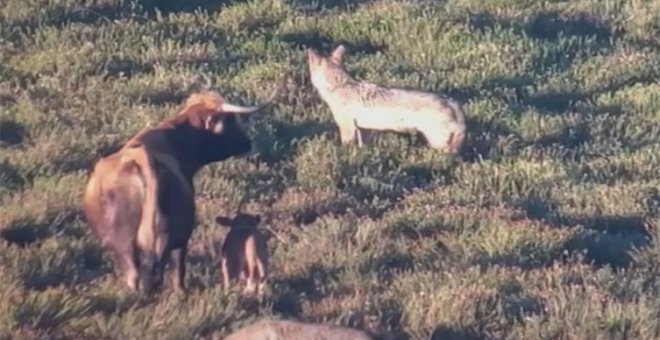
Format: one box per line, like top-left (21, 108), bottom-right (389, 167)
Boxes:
top-left (172, 288), bottom-right (188, 301)
top-left (125, 271), bottom-right (139, 292)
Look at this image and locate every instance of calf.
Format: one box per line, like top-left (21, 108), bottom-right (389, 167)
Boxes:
top-left (215, 212), bottom-right (268, 296)
top-left (83, 89), bottom-right (275, 294)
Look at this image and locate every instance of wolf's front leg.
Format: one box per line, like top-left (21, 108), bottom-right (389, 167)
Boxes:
top-left (353, 120), bottom-right (364, 147)
top-left (338, 125), bottom-right (357, 145)
top-left (336, 114), bottom-right (358, 145)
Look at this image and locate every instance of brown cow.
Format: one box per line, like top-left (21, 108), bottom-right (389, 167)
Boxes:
top-left (83, 89), bottom-right (275, 294)
top-left (215, 212), bottom-right (268, 296)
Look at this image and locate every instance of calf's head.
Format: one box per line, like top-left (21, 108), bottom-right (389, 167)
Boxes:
top-left (215, 212), bottom-right (262, 229)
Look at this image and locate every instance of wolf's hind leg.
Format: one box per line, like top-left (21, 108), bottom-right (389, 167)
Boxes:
top-left (420, 127), bottom-right (453, 153)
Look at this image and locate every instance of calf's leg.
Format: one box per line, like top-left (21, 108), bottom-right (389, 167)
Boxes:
top-left (168, 246), bottom-right (187, 293)
top-left (221, 258), bottom-right (229, 288)
top-left (244, 255), bottom-right (258, 294)
top-left (256, 260), bottom-right (267, 297)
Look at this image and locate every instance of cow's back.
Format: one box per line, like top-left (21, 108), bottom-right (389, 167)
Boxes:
top-left (83, 152), bottom-right (146, 249)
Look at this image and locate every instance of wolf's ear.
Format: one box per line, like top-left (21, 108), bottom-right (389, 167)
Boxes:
top-left (306, 48), bottom-right (321, 64)
top-left (330, 45), bottom-right (346, 63)
top-left (215, 216), bottom-right (233, 227)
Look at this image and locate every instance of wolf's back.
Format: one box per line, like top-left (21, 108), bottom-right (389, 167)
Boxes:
top-left (222, 319), bottom-right (373, 340)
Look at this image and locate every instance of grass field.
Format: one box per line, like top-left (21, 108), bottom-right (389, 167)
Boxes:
top-left (1, 0), bottom-right (659, 339)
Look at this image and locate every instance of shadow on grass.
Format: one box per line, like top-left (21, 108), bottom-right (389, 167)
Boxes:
top-left (459, 117), bottom-right (518, 162)
top-left (271, 291), bottom-right (304, 317)
top-left (0, 119), bottom-right (28, 147)
top-left (461, 10), bottom-right (614, 80)
top-left (280, 31), bottom-right (387, 55)
top-left (441, 11), bottom-right (645, 115)
top-left (384, 216), bottom-right (454, 242)
top-left (338, 174), bottom-right (413, 205)
top-left (287, 0), bottom-right (374, 13)
top-left (465, 11), bottom-right (515, 33)
top-left (466, 10), bottom-right (615, 42)
top-left (517, 190), bottom-right (652, 268)
top-left (271, 264), bottom-right (344, 307)
top-left (473, 247), bottom-right (566, 271)
top-left (431, 326), bottom-right (481, 340)
top-left (101, 57), bottom-right (156, 80)
top-left (252, 119), bottom-right (333, 165)
top-left (359, 250), bottom-right (415, 284)
top-left (0, 210), bottom-right (83, 247)
top-left (548, 212), bottom-right (649, 268)
top-left (137, 0), bottom-right (246, 14)
top-left (0, 160), bottom-right (26, 195)
top-left (525, 11), bottom-right (616, 42)
top-left (563, 226), bottom-right (650, 268)
top-left (519, 72), bottom-right (658, 114)
top-left (560, 215), bottom-right (650, 236)
top-left (290, 198), bottom-right (354, 226)
top-left (18, 243), bottom-right (107, 290)
top-left (533, 121), bottom-right (591, 150)
top-left (3, 4), bottom-right (126, 36)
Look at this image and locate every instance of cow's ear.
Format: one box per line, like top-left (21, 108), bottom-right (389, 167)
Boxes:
top-left (215, 216), bottom-right (232, 227)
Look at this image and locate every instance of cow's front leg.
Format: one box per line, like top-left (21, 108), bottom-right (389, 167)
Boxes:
top-left (169, 246), bottom-right (187, 294)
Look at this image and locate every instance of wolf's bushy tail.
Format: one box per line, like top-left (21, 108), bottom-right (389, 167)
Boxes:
top-left (448, 128), bottom-right (466, 154)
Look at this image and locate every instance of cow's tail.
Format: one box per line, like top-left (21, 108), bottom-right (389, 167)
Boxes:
top-left (120, 145), bottom-right (160, 291)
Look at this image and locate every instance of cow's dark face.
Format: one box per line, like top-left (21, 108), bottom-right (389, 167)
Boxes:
top-left (199, 112), bottom-right (252, 163)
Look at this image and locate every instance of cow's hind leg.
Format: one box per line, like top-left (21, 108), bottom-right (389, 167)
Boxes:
top-left (112, 247), bottom-right (139, 292)
top-left (137, 251), bottom-right (156, 294)
top-left (168, 246), bottom-right (187, 294)
top-left (137, 245), bottom-right (168, 294)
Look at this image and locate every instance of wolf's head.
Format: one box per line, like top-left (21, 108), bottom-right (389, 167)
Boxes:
top-left (306, 45), bottom-right (348, 92)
